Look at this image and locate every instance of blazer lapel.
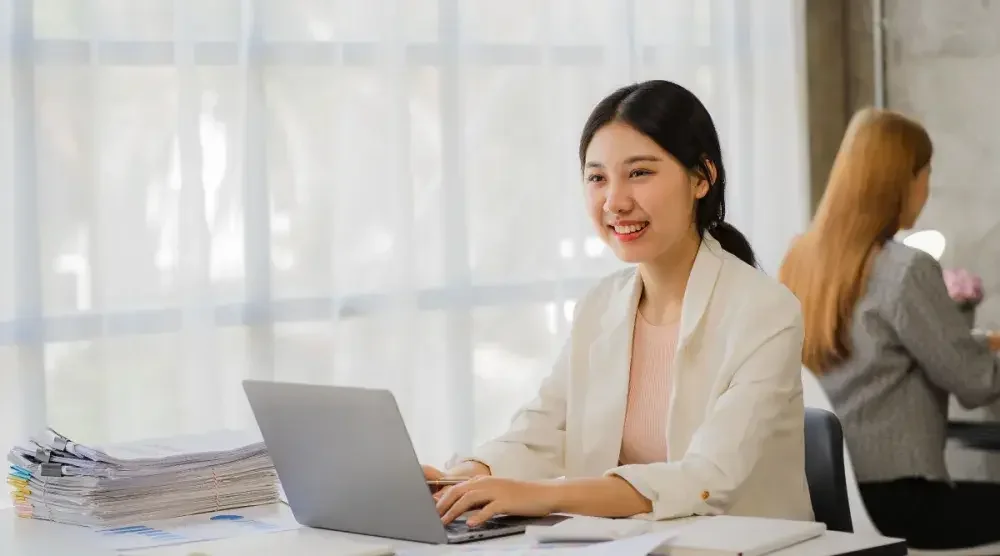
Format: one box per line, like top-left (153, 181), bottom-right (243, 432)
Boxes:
top-left (581, 271), bottom-right (641, 474)
top-left (676, 234), bottom-right (724, 350)
top-left (665, 234), bottom-right (724, 459)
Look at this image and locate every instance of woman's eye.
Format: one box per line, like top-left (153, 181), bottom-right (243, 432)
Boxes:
top-left (586, 174), bottom-right (605, 183)
top-left (629, 168), bottom-right (653, 178)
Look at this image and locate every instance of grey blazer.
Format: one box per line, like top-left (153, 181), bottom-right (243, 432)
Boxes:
top-left (819, 241), bottom-right (1000, 483)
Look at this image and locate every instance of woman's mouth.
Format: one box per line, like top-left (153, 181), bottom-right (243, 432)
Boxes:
top-left (609, 222), bottom-right (649, 242)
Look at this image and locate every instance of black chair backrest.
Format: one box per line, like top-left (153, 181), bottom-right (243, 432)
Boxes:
top-left (804, 407), bottom-right (853, 532)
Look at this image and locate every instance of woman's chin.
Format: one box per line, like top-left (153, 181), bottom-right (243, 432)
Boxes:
top-left (610, 246), bottom-right (651, 264)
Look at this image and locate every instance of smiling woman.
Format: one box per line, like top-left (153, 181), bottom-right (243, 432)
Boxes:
top-left (422, 80), bottom-right (812, 527)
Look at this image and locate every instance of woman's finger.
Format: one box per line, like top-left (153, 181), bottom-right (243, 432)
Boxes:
top-left (441, 491), bottom-right (491, 525)
top-left (432, 485), bottom-right (452, 501)
top-left (467, 501), bottom-right (503, 527)
top-left (422, 465), bottom-right (443, 480)
top-left (435, 482), bottom-right (470, 516)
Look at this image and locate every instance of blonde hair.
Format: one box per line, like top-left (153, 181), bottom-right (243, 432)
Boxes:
top-left (779, 108), bottom-right (933, 374)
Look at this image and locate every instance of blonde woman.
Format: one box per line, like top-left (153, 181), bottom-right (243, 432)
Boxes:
top-left (780, 108), bottom-right (1000, 550)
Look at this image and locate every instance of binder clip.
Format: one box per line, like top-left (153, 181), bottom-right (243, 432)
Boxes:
top-left (39, 463), bottom-right (62, 478)
top-left (35, 448), bottom-right (51, 464)
top-left (45, 429), bottom-right (69, 452)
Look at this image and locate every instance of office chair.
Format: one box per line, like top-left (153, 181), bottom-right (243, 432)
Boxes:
top-left (804, 407), bottom-right (854, 533)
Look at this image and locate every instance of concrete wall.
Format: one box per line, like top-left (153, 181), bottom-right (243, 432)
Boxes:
top-left (808, 0), bottom-right (1000, 482)
top-left (881, 0), bottom-right (1000, 483)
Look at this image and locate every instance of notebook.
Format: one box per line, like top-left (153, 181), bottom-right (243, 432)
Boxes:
top-left (661, 516), bottom-right (826, 556)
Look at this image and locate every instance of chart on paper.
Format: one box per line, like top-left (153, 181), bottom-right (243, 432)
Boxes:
top-left (96, 510), bottom-right (300, 551)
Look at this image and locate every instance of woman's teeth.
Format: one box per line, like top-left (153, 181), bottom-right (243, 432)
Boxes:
top-left (613, 223), bottom-right (648, 234)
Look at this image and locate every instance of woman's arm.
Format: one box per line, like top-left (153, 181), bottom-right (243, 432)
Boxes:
top-left (548, 476), bottom-right (652, 517)
top-left (889, 253), bottom-right (1000, 408)
top-left (435, 474), bottom-right (652, 526)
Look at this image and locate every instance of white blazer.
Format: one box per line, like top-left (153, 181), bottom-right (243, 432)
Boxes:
top-left (461, 234), bottom-right (813, 521)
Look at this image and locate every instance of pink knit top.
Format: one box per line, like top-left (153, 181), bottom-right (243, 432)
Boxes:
top-left (618, 310), bottom-right (679, 465)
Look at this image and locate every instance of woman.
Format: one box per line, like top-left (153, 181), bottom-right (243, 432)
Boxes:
top-left (425, 80), bottom-right (813, 527)
top-left (779, 108), bottom-right (1000, 550)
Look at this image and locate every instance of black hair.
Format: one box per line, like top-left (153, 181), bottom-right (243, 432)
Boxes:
top-left (578, 80), bottom-right (757, 268)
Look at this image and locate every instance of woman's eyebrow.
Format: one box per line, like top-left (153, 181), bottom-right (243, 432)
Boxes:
top-left (622, 155), bottom-right (662, 164)
top-left (585, 155), bottom-right (662, 169)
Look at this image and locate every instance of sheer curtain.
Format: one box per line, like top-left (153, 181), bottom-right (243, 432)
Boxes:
top-left (0, 0), bottom-right (809, 504)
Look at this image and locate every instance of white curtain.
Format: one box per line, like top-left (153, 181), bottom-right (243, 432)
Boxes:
top-left (0, 0), bottom-right (809, 505)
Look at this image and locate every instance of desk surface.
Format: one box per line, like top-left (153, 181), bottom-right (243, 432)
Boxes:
top-left (0, 504), bottom-right (906, 556)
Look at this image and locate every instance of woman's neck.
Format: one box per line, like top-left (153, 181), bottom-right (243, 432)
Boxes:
top-left (637, 232), bottom-right (701, 326)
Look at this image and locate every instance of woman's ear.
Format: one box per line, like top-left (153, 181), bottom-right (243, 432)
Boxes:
top-left (692, 158), bottom-right (716, 200)
top-left (702, 158), bottom-right (718, 185)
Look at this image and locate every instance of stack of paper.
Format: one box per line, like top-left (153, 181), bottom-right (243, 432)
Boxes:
top-left (6, 428), bottom-right (280, 527)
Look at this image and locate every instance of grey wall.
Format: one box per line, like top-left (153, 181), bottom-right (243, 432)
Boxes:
top-left (881, 0), bottom-right (1000, 483)
top-left (809, 0), bottom-right (1000, 482)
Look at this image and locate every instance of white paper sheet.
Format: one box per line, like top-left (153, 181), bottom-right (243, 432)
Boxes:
top-left (94, 508), bottom-right (300, 551)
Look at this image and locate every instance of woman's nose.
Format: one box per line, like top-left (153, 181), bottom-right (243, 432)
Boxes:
top-left (603, 181), bottom-right (633, 214)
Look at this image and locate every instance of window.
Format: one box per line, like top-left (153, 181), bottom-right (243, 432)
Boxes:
top-left (0, 1), bottom-right (809, 498)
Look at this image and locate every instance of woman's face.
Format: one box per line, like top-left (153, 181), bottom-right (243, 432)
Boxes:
top-left (900, 163), bottom-right (930, 230)
top-left (583, 122), bottom-right (708, 264)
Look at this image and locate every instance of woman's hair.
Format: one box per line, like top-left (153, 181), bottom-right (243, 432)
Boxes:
top-left (578, 80), bottom-right (756, 267)
top-left (779, 107), bottom-right (933, 374)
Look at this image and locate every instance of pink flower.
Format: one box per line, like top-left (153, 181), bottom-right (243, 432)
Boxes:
top-left (943, 268), bottom-right (983, 304)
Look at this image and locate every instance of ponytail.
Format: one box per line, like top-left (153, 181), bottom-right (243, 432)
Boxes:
top-left (708, 222), bottom-right (757, 268)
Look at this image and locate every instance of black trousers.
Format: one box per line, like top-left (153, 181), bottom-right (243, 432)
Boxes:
top-left (860, 478), bottom-right (1000, 550)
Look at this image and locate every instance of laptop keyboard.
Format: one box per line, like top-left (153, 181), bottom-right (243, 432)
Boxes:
top-left (446, 516), bottom-right (531, 535)
top-left (446, 519), bottom-right (507, 534)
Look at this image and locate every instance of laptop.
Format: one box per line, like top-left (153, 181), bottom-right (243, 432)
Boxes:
top-left (242, 380), bottom-right (557, 544)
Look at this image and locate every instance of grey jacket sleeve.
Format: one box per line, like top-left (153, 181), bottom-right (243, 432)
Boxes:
top-left (889, 253), bottom-right (1000, 408)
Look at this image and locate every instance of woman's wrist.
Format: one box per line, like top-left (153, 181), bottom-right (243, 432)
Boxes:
top-left (541, 476), bottom-right (651, 517)
top-left (541, 479), bottom-right (573, 514)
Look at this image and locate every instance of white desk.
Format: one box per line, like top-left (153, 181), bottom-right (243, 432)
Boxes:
top-left (0, 504), bottom-right (906, 556)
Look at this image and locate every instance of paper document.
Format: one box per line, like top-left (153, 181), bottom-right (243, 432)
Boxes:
top-left (94, 506), bottom-right (300, 551)
top-left (7, 428), bottom-right (279, 527)
top-left (137, 530), bottom-right (394, 556)
top-left (398, 529), bottom-right (680, 556)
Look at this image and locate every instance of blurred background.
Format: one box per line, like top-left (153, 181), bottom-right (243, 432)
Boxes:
top-left (0, 0), bottom-right (997, 509)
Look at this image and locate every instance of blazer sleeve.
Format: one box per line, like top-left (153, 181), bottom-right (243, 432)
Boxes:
top-left (888, 253), bottom-right (1000, 409)
top-left (450, 339), bottom-right (570, 480)
top-left (605, 314), bottom-right (805, 520)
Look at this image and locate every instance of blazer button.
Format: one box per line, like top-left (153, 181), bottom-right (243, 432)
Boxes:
top-left (700, 490), bottom-right (710, 501)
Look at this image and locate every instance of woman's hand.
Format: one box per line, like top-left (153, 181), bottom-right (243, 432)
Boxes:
top-left (435, 477), bottom-right (560, 527)
top-left (423, 461), bottom-right (491, 495)
top-left (422, 464), bottom-right (447, 482)
top-left (987, 331), bottom-right (1000, 352)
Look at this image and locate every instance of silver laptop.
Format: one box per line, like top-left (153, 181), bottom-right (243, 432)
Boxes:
top-left (242, 380), bottom-right (557, 544)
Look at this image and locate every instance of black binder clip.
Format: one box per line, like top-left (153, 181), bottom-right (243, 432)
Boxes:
top-left (35, 448), bottom-right (52, 463)
top-left (39, 463), bottom-right (62, 478)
